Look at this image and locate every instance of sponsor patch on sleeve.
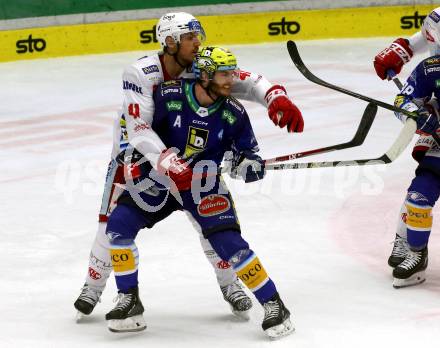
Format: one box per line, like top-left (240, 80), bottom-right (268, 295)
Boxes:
top-left (429, 11), bottom-right (440, 23)
top-left (123, 80), bottom-right (143, 94)
top-left (142, 65), bottom-right (160, 75)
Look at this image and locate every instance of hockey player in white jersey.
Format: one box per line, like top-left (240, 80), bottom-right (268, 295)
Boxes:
top-left (374, 8), bottom-right (440, 81)
top-left (373, 7), bottom-right (440, 286)
top-left (74, 12), bottom-right (304, 318)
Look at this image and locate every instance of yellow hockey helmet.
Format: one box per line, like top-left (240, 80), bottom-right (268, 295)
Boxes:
top-left (194, 46), bottom-right (237, 79)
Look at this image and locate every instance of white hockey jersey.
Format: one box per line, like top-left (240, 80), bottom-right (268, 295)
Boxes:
top-left (408, 7), bottom-right (440, 56)
top-left (408, 31), bottom-right (440, 56)
top-left (112, 53), bottom-right (272, 169)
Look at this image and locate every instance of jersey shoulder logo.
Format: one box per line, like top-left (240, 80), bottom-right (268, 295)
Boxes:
top-left (166, 100), bottom-right (183, 111)
top-left (142, 65), bottom-right (160, 75)
top-left (222, 109), bottom-right (237, 125)
top-left (429, 11), bottom-right (440, 23)
top-left (226, 97), bottom-right (244, 114)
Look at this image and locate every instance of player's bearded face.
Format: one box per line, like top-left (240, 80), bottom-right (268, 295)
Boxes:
top-left (210, 70), bottom-right (235, 97)
top-left (177, 32), bottom-right (201, 65)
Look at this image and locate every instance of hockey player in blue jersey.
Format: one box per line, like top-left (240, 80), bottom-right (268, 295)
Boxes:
top-left (74, 11), bottom-right (304, 321)
top-left (389, 55), bottom-right (440, 288)
top-left (103, 46), bottom-right (293, 339)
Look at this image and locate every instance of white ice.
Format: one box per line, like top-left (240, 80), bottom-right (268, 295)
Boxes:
top-left (1, 38), bottom-right (440, 348)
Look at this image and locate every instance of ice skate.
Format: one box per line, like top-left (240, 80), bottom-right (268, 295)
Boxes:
top-left (74, 283), bottom-right (102, 320)
top-left (393, 247), bottom-right (428, 288)
top-left (262, 293), bottom-right (294, 339)
top-left (221, 278), bottom-right (252, 320)
top-left (388, 234), bottom-right (410, 268)
top-left (105, 287), bottom-right (146, 333)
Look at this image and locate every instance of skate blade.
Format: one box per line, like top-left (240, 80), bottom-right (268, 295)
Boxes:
top-left (393, 271), bottom-right (426, 289)
top-left (107, 314), bottom-right (147, 333)
top-left (231, 308), bottom-right (250, 321)
top-left (264, 318), bottom-right (295, 339)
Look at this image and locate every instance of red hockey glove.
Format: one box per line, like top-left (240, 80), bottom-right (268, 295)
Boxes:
top-left (374, 38), bottom-right (413, 80)
top-left (158, 149), bottom-right (193, 191)
top-left (265, 85), bottom-right (304, 133)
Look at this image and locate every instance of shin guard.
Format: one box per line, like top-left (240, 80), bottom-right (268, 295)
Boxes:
top-left (231, 249), bottom-right (277, 304)
top-left (110, 242), bottom-right (139, 292)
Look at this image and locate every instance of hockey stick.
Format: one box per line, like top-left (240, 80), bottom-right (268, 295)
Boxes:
top-left (388, 72), bottom-right (404, 90)
top-left (287, 40), bottom-right (440, 147)
top-left (264, 102), bottom-right (377, 164)
top-left (265, 117), bottom-right (416, 170)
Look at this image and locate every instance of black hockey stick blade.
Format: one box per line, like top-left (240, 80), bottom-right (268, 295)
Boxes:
top-left (336, 102), bottom-right (377, 148)
top-left (264, 102), bottom-right (377, 164)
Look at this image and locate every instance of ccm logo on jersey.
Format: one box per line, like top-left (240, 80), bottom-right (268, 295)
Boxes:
top-left (197, 195), bottom-right (231, 217)
top-left (16, 34), bottom-right (46, 54)
top-left (268, 17), bottom-right (300, 36)
top-left (123, 80), bottom-right (143, 94)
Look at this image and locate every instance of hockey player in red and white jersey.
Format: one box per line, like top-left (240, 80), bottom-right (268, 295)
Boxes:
top-left (373, 8), bottom-right (440, 286)
top-left (373, 8), bottom-right (440, 81)
top-left (74, 12), bottom-right (304, 319)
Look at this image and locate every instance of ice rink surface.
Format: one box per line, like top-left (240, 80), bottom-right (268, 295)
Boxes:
top-left (1, 37), bottom-right (440, 347)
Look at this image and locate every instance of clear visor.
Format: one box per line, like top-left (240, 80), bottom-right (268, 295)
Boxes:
top-left (217, 65), bottom-right (237, 72)
top-left (179, 20), bottom-right (206, 43)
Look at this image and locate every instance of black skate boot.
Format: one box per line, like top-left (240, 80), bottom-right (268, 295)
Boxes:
top-left (388, 234), bottom-right (410, 268)
top-left (393, 247), bottom-right (428, 288)
top-left (105, 287), bottom-right (146, 332)
top-left (74, 283), bottom-right (102, 320)
top-left (220, 278), bottom-right (253, 320)
top-left (262, 292), bottom-right (294, 339)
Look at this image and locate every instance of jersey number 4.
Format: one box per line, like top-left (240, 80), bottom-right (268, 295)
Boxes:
top-left (128, 104), bottom-right (140, 118)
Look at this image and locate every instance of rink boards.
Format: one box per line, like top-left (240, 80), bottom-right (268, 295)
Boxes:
top-left (0, 4), bottom-right (434, 62)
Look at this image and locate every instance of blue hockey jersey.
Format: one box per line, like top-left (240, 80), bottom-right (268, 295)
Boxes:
top-left (394, 55), bottom-right (440, 118)
top-left (151, 79), bottom-right (259, 167)
top-left (394, 55), bottom-right (440, 172)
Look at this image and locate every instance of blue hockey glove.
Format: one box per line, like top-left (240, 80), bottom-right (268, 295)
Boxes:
top-left (231, 151), bottom-right (266, 183)
top-left (416, 107), bottom-right (439, 135)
